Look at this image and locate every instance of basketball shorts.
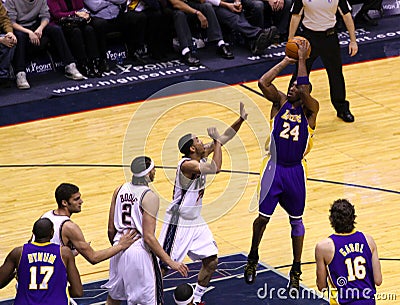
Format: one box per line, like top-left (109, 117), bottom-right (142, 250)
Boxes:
top-left (258, 159), bottom-right (306, 218)
top-left (159, 214), bottom-right (218, 263)
top-left (101, 239), bottom-right (161, 305)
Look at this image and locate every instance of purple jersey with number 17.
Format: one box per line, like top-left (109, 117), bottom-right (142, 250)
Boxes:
top-left (328, 231), bottom-right (376, 304)
top-left (15, 242), bottom-right (69, 305)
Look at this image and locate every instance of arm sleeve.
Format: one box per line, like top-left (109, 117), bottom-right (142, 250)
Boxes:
top-left (39, 0), bottom-right (51, 22)
top-left (0, 4), bottom-right (13, 32)
top-left (84, 0), bottom-right (111, 12)
top-left (290, 0), bottom-right (303, 14)
top-left (205, 0), bottom-right (221, 6)
top-left (338, 0), bottom-right (351, 14)
top-left (4, 0), bottom-right (17, 24)
top-left (48, 0), bottom-right (75, 20)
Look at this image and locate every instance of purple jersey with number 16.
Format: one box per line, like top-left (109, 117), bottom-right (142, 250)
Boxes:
top-left (328, 231), bottom-right (376, 305)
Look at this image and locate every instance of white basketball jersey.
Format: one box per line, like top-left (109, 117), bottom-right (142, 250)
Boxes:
top-left (41, 210), bottom-right (71, 246)
top-left (166, 158), bottom-right (207, 220)
top-left (113, 182), bottom-right (151, 244)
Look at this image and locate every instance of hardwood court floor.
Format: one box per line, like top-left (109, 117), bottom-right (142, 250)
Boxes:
top-left (0, 56), bottom-right (399, 303)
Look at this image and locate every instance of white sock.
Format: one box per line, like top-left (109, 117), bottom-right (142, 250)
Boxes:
top-left (217, 40), bottom-right (225, 47)
top-left (193, 283), bottom-right (207, 303)
top-left (182, 47), bottom-right (190, 55)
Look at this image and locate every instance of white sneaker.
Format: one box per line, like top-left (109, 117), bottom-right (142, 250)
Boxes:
top-left (65, 63), bottom-right (84, 80)
top-left (16, 72), bottom-right (30, 89)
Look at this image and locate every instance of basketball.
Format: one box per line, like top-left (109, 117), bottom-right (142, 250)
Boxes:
top-left (285, 36), bottom-right (311, 59)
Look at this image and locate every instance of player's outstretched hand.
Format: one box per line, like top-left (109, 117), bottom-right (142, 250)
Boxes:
top-left (240, 102), bottom-right (248, 120)
top-left (118, 229), bottom-right (139, 249)
top-left (169, 260), bottom-right (189, 277)
top-left (207, 127), bottom-right (221, 142)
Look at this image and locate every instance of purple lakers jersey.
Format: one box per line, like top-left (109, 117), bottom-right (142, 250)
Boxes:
top-left (268, 102), bottom-right (313, 165)
top-left (15, 242), bottom-right (69, 305)
top-left (328, 231), bottom-right (376, 304)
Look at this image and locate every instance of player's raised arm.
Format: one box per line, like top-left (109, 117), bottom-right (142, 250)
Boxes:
top-left (218, 102), bottom-right (248, 145)
top-left (258, 57), bottom-right (294, 109)
top-left (181, 130), bottom-right (222, 175)
top-left (204, 102), bottom-right (248, 156)
top-left (296, 40), bottom-right (319, 129)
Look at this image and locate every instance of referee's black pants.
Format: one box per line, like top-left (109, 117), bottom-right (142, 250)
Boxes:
top-left (290, 27), bottom-right (350, 114)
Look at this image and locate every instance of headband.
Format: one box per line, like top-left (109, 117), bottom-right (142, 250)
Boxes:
top-left (173, 284), bottom-right (194, 305)
top-left (132, 160), bottom-right (154, 177)
top-left (173, 293), bottom-right (194, 305)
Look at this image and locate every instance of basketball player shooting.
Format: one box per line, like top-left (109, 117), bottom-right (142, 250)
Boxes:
top-left (244, 39), bottom-right (320, 298)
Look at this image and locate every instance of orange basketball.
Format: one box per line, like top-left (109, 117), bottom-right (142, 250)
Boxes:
top-left (285, 36), bottom-right (311, 59)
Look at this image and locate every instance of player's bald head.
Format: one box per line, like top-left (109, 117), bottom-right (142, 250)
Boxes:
top-left (33, 218), bottom-right (54, 240)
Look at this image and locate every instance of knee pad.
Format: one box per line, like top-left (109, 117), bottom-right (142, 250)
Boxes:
top-left (290, 218), bottom-right (305, 236)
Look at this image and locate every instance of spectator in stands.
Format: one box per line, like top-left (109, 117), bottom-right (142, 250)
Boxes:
top-left (47, 0), bottom-right (105, 77)
top-left (168, 0), bottom-right (234, 66)
top-left (5, 0), bottom-right (84, 89)
top-left (350, 0), bottom-right (383, 27)
top-left (0, 1), bottom-right (17, 88)
top-left (259, 0), bottom-right (292, 42)
top-left (84, 0), bottom-right (149, 64)
top-left (125, 0), bottom-right (173, 60)
top-left (209, 0), bottom-right (277, 55)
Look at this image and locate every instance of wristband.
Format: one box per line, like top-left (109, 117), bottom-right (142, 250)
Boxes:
top-left (296, 76), bottom-right (310, 85)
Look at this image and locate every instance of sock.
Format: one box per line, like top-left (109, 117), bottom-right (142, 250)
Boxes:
top-left (182, 47), bottom-right (190, 56)
top-left (193, 283), bottom-right (207, 303)
top-left (291, 261), bottom-right (301, 273)
top-left (217, 40), bottom-right (225, 47)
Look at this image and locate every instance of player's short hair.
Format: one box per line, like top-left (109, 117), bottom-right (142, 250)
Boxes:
top-left (55, 183), bottom-right (79, 207)
top-left (329, 199), bottom-right (357, 233)
top-left (131, 156), bottom-right (153, 184)
top-left (173, 283), bottom-right (194, 305)
top-left (178, 134), bottom-right (193, 157)
top-left (33, 218), bottom-right (54, 240)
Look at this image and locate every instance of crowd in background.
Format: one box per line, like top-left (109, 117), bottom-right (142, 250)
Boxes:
top-left (0, 0), bottom-right (383, 90)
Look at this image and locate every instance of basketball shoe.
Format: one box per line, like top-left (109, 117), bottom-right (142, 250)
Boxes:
top-left (288, 270), bottom-right (302, 298)
top-left (244, 260), bottom-right (258, 284)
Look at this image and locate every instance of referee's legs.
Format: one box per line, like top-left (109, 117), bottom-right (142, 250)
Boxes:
top-left (320, 34), bottom-right (354, 122)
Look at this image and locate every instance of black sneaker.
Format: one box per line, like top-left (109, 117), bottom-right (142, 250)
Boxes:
top-left (217, 44), bottom-right (234, 59)
top-left (132, 47), bottom-right (150, 64)
top-left (288, 270), bottom-right (302, 298)
top-left (252, 26), bottom-right (277, 55)
top-left (244, 260), bottom-right (258, 284)
top-left (337, 110), bottom-right (355, 122)
top-left (182, 51), bottom-right (201, 66)
top-left (97, 58), bottom-right (110, 73)
top-left (355, 12), bottom-right (378, 27)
